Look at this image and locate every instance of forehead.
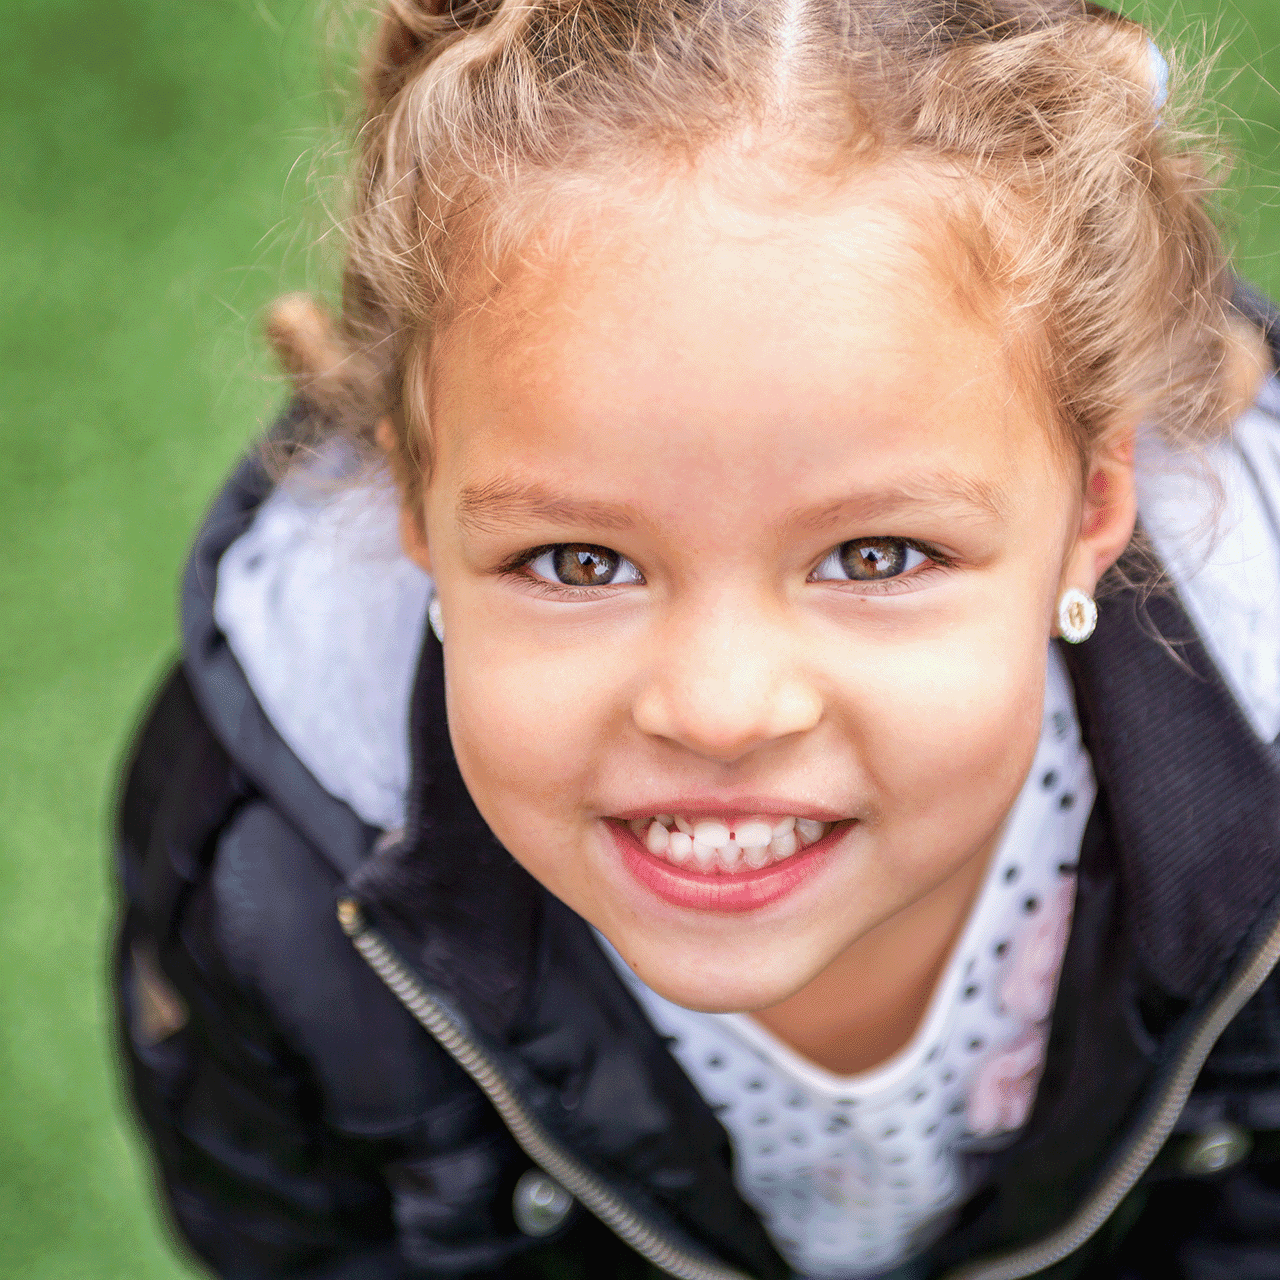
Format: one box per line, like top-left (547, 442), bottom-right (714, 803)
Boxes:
top-left (427, 174), bottom-right (1053, 504)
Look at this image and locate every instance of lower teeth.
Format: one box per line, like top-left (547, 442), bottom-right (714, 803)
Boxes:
top-left (692, 841), bottom-right (717, 870)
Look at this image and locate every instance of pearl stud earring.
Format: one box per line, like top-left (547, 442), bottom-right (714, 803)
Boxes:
top-left (1057, 587), bottom-right (1097, 644)
top-left (428, 593), bottom-right (444, 644)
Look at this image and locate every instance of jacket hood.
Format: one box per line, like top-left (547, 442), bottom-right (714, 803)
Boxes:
top-left (209, 444), bottom-right (430, 831)
top-left (180, 411), bottom-right (380, 881)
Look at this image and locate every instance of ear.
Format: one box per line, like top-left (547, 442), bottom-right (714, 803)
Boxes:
top-left (400, 503), bottom-right (434, 576)
top-left (1057, 429), bottom-right (1138, 607)
top-left (376, 416), bottom-right (434, 575)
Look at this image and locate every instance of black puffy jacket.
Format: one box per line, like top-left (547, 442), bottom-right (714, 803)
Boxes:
top-left (115, 302), bottom-right (1280, 1280)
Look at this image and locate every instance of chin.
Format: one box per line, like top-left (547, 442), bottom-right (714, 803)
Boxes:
top-left (622, 943), bottom-right (816, 1014)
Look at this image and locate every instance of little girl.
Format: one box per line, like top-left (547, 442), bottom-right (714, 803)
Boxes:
top-left (114, 0), bottom-right (1280, 1277)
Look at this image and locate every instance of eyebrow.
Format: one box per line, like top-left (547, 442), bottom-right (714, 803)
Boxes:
top-left (456, 479), bottom-right (639, 535)
top-left (791, 472), bottom-right (1008, 531)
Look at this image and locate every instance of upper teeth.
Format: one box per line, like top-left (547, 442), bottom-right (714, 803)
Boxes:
top-left (627, 813), bottom-right (832, 873)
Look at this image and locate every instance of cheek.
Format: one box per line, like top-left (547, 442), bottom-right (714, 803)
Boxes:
top-left (443, 621), bottom-right (625, 861)
top-left (844, 605), bottom-right (1050, 875)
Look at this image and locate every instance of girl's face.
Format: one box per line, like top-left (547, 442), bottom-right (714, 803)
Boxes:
top-left (411, 176), bottom-right (1135, 1013)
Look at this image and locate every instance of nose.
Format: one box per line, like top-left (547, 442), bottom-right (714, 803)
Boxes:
top-left (631, 596), bottom-right (823, 762)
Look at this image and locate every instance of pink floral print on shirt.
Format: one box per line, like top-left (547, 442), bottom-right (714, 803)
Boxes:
top-left (968, 877), bottom-right (1076, 1135)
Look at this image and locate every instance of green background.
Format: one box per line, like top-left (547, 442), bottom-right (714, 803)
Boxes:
top-left (1, 1), bottom-right (1278, 1276)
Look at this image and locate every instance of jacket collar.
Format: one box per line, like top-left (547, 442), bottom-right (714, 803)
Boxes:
top-left (352, 629), bottom-right (544, 1034)
top-left (1062, 576), bottom-right (1280, 1002)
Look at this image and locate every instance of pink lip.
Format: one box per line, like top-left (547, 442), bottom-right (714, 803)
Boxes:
top-left (607, 819), bottom-right (848, 914)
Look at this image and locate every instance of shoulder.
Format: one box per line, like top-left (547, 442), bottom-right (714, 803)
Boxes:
top-left (209, 800), bottom-right (475, 1133)
top-left (118, 667), bottom-right (473, 1136)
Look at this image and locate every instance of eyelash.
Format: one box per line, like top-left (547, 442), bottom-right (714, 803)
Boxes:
top-left (500, 538), bottom-right (955, 598)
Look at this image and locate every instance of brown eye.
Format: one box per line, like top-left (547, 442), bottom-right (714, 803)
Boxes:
top-left (524, 544), bottom-right (643, 590)
top-left (553, 544), bottom-right (619, 585)
top-left (814, 539), bottom-right (923, 583)
top-left (839, 538), bottom-right (909, 580)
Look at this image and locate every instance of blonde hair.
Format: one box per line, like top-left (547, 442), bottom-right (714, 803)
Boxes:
top-left (270, 0), bottom-right (1243, 504)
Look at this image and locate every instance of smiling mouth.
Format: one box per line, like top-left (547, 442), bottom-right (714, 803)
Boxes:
top-left (621, 813), bottom-right (834, 874)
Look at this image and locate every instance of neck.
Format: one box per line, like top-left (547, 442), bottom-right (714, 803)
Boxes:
top-left (751, 835), bottom-right (998, 1076)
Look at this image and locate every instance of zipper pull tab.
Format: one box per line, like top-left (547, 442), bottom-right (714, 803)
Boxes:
top-left (337, 898), bottom-right (365, 936)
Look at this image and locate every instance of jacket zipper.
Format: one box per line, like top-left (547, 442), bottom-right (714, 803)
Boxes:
top-left (339, 898), bottom-right (1280, 1280)
top-left (337, 899), bottom-right (755, 1280)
